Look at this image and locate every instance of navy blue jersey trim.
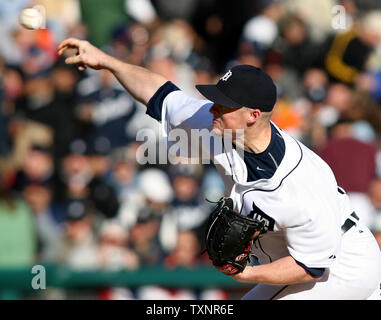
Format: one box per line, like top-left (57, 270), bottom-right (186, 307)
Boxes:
top-left (295, 260), bottom-right (325, 278)
top-left (146, 81), bottom-right (180, 121)
top-left (244, 123), bottom-right (285, 182)
top-left (337, 186), bottom-right (346, 194)
top-left (239, 137), bottom-right (303, 214)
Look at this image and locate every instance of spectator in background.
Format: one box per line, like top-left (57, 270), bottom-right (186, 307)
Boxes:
top-left (98, 220), bottom-right (139, 270)
top-left (56, 138), bottom-right (94, 222)
top-left (324, 82), bottom-right (354, 116)
top-left (283, 0), bottom-right (338, 41)
top-left (136, 229), bottom-right (203, 300)
top-left (9, 27), bottom-right (56, 77)
top-left (108, 144), bottom-right (140, 203)
top-left (290, 68), bottom-right (332, 147)
top-left (162, 164), bottom-right (209, 250)
top-left (109, 22), bottom-right (151, 66)
top-left (192, 56), bottom-right (216, 87)
top-left (75, 68), bottom-right (139, 148)
top-left (146, 20), bottom-right (200, 95)
top-left (161, 230), bottom-right (228, 300)
top-left (0, 64), bottom-right (25, 157)
top-left (13, 144), bottom-right (55, 192)
top-left (277, 13), bottom-right (322, 78)
top-left (0, 114), bottom-right (53, 173)
top-left (261, 49), bottom-right (308, 141)
top-left (355, 70), bottom-right (381, 104)
top-left (147, 230), bottom-right (228, 300)
top-left (318, 119), bottom-right (377, 227)
top-left (116, 166), bottom-right (174, 264)
top-left (117, 167), bottom-right (173, 230)
top-left (56, 210), bottom-right (99, 270)
top-left (164, 230), bottom-right (203, 270)
top-left (189, 0), bottom-right (255, 73)
top-left (22, 180), bottom-right (64, 264)
top-left (12, 60), bottom-right (80, 166)
top-left (47, 57), bottom-right (83, 163)
top-left (12, 144), bottom-right (65, 255)
top-left (200, 165), bottom-right (226, 203)
top-left (151, 0), bottom-right (197, 21)
top-left (19, 72), bottom-right (55, 119)
top-left (301, 69), bottom-right (330, 110)
top-left (1, 65), bottom-right (25, 116)
top-left (321, 10), bottom-right (381, 85)
top-left (225, 40), bottom-right (263, 75)
top-left (241, 0), bottom-right (284, 56)
top-left (57, 137), bottom-right (119, 222)
top-left (348, 90), bottom-right (381, 139)
top-left (87, 137), bottom-right (120, 220)
top-left (129, 207), bottom-right (166, 267)
top-left (262, 48), bottom-right (302, 103)
top-left (0, 176), bottom-right (37, 267)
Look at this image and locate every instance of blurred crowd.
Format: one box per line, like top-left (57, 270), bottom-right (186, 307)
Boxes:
top-left (1, 0), bottom-right (381, 299)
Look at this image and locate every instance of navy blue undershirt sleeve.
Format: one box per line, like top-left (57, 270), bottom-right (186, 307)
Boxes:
top-left (295, 260), bottom-right (325, 278)
top-left (146, 81), bottom-right (180, 121)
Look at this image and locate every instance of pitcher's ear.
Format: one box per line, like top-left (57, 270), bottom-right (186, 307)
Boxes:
top-left (247, 108), bottom-right (261, 125)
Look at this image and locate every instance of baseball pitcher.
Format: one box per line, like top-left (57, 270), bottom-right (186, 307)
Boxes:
top-left (58, 38), bottom-right (381, 300)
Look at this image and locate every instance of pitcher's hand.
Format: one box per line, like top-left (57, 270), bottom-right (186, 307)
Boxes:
top-left (58, 38), bottom-right (108, 71)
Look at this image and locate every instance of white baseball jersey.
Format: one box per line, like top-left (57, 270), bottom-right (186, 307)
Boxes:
top-left (146, 82), bottom-right (381, 299)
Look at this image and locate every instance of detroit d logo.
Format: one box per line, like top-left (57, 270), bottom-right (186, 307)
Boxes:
top-left (221, 70), bottom-right (232, 81)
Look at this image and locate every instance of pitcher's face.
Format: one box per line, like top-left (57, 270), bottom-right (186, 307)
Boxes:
top-left (209, 104), bottom-right (247, 136)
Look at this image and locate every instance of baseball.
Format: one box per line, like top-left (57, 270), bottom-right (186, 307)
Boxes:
top-left (19, 8), bottom-right (43, 30)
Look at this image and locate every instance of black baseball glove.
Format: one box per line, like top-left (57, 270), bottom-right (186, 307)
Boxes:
top-left (204, 197), bottom-right (265, 275)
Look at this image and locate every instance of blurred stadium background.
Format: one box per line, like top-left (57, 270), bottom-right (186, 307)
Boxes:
top-left (1, 0), bottom-right (381, 300)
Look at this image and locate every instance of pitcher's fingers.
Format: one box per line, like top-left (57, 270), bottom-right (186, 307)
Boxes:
top-left (65, 54), bottom-right (83, 65)
top-left (58, 44), bottom-right (80, 56)
top-left (58, 38), bottom-right (82, 51)
top-left (58, 46), bottom-right (69, 56)
top-left (57, 38), bottom-right (81, 54)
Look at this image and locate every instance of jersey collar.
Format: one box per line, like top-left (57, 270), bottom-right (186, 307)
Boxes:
top-left (225, 122), bottom-right (303, 191)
